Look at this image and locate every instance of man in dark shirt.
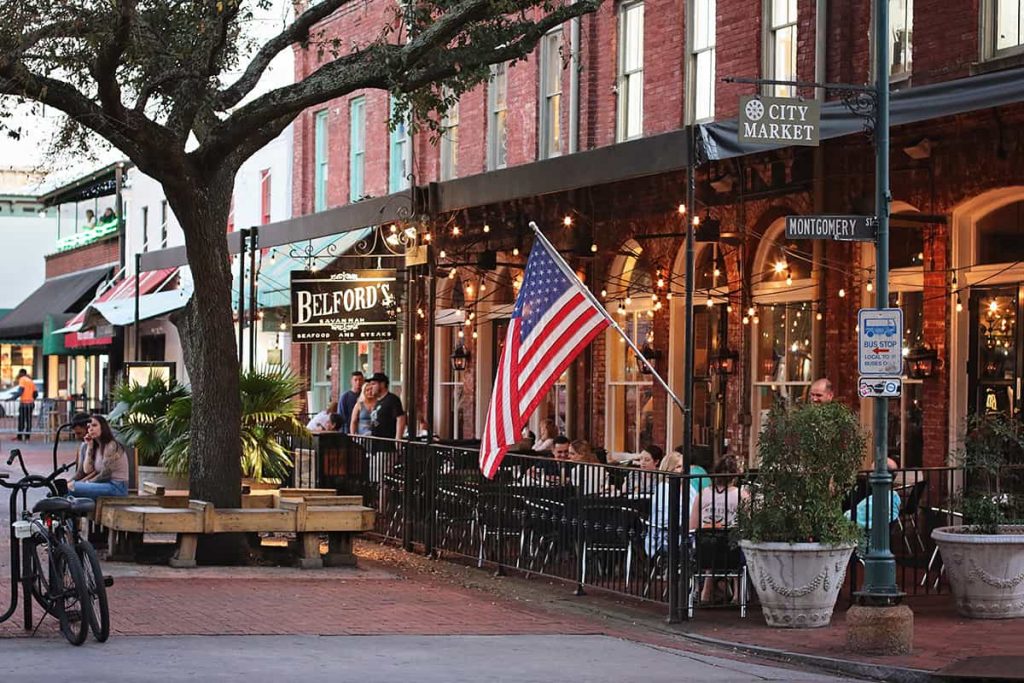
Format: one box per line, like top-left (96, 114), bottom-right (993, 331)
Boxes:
top-left (337, 371), bottom-right (364, 435)
top-left (368, 372), bottom-right (406, 440)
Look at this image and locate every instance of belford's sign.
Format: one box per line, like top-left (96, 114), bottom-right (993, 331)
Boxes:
top-left (290, 269), bottom-right (398, 342)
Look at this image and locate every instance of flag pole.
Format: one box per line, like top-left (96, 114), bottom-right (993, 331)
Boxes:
top-left (528, 221), bottom-right (687, 417)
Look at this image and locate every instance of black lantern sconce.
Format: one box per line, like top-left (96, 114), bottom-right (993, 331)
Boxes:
top-left (450, 341), bottom-right (471, 373)
top-left (710, 348), bottom-right (739, 376)
top-left (906, 345), bottom-right (942, 379)
top-left (635, 341), bottom-right (662, 375)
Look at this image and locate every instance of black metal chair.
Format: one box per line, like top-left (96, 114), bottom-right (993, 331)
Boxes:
top-left (475, 490), bottom-right (522, 568)
top-left (896, 480), bottom-right (928, 554)
top-left (434, 483), bottom-right (478, 554)
top-left (516, 497), bottom-right (565, 573)
top-left (688, 528), bottom-right (747, 618)
top-left (578, 504), bottom-right (643, 586)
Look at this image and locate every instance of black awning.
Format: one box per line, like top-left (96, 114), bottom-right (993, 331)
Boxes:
top-left (698, 65), bottom-right (1024, 161)
top-left (37, 162), bottom-right (131, 207)
top-left (0, 264), bottom-right (114, 340)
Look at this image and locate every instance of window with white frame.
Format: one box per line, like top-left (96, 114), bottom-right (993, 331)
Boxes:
top-left (539, 29), bottom-right (564, 159)
top-left (693, 0), bottom-right (716, 121)
top-left (617, 1), bottom-right (645, 141)
top-left (991, 0), bottom-right (1024, 56)
top-left (766, 0), bottom-right (797, 97)
top-left (160, 200), bottom-right (168, 248)
top-left (314, 109), bottom-right (329, 212)
top-left (310, 343), bottom-right (333, 413)
top-left (607, 251), bottom-right (655, 457)
top-left (890, 0), bottom-right (913, 77)
top-left (141, 206), bottom-right (149, 252)
top-left (349, 97), bottom-right (366, 201)
top-left (487, 62), bottom-right (509, 170)
top-left (389, 97), bottom-right (411, 192)
top-left (440, 91), bottom-right (459, 181)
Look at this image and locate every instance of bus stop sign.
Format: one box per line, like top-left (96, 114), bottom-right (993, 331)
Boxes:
top-left (858, 308), bottom-right (903, 377)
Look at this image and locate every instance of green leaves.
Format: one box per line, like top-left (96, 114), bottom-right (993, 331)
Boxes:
top-left (112, 367), bottom-right (309, 482)
top-left (958, 412), bottom-right (1024, 533)
top-left (739, 402), bottom-right (865, 545)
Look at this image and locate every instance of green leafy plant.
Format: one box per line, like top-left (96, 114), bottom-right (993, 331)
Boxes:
top-left (957, 413), bottom-right (1024, 534)
top-left (739, 402), bottom-right (865, 545)
top-left (161, 367), bottom-right (309, 482)
top-left (110, 377), bottom-right (191, 467)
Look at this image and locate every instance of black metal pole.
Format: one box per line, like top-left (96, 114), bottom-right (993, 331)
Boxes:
top-left (401, 267), bottom-right (417, 552)
top-left (237, 228), bottom-right (248, 368)
top-left (115, 163), bottom-right (125, 269)
top-left (134, 253), bottom-right (142, 362)
top-left (249, 227), bottom-right (259, 372)
top-left (426, 246), bottom-right (437, 443)
top-left (667, 475), bottom-right (682, 621)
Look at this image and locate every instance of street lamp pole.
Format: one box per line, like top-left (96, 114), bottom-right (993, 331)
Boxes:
top-left (860, 0), bottom-right (899, 604)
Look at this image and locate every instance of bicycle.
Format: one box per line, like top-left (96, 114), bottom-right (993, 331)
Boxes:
top-left (1, 447), bottom-right (110, 645)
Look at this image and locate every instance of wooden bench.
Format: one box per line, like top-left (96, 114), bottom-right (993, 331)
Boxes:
top-left (99, 497), bottom-right (375, 569)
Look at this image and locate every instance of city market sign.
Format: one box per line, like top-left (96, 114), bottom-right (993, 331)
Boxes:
top-left (785, 215), bottom-right (877, 242)
top-left (738, 96), bottom-right (820, 146)
top-left (290, 269), bottom-right (398, 343)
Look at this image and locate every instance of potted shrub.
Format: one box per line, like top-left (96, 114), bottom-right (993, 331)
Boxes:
top-left (738, 402), bottom-right (865, 628)
top-left (932, 413), bottom-right (1024, 618)
top-left (160, 367), bottom-right (309, 483)
top-left (110, 376), bottom-right (191, 490)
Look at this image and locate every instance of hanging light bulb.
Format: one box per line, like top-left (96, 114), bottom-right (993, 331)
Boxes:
top-left (706, 297), bottom-right (714, 308)
top-left (753, 315), bottom-right (760, 324)
top-left (483, 224), bottom-right (490, 233)
top-left (465, 283), bottom-right (474, 296)
top-left (785, 271), bottom-right (793, 286)
top-left (657, 276), bottom-right (666, 289)
top-left (666, 291), bottom-right (673, 300)
top-left (651, 293), bottom-right (658, 303)
top-left (726, 304), bottom-right (733, 313)
top-left (414, 332), bottom-right (423, 341)
top-left (448, 269), bottom-right (456, 280)
top-left (600, 288), bottom-right (607, 298)
top-left (647, 309), bottom-right (655, 318)
top-left (838, 288), bottom-right (846, 298)
top-left (512, 246), bottom-right (520, 256)
top-left (563, 215), bottom-right (573, 227)
top-left (774, 261), bottom-right (787, 274)
top-left (654, 301), bottom-right (663, 311)
top-left (472, 330), bottom-right (479, 340)
top-left (692, 215), bottom-right (700, 227)
top-left (452, 225), bottom-right (462, 237)
top-left (713, 268), bottom-right (721, 278)
top-left (439, 249), bottom-right (447, 259)
top-left (479, 281), bottom-right (487, 292)
top-left (742, 316), bottom-right (750, 325)
top-left (591, 243), bottom-right (598, 253)
top-left (423, 232), bottom-right (432, 242)
top-left (617, 303), bottom-right (626, 315)
top-left (625, 295), bottom-right (632, 306)
top-left (457, 329), bottom-right (464, 339)
top-left (816, 311), bottom-right (823, 321)
top-left (678, 203), bottom-right (687, 215)
top-left (956, 294), bottom-right (963, 313)
top-left (747, 306), bottom-right (755, 317)
top-left (866, 281), bottom-right (873, 292)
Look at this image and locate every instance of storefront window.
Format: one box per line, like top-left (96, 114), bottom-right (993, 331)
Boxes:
top-left (758, 237), bottom-right (812, 282)
top-left (0, 345), bottom-right (34, 386)
top-left (890, 219), bottom-right (925, 270)
top-left (889, 291), bottom-right (924, 467)
top-left (609, 311), bottom-right (655, 457)
top-left (752, 302), bottom-right (813, 449)
top-left (977, 200), bottom-right (1024, 266)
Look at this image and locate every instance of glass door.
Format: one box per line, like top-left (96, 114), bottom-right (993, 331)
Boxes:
top-left (969, 286), bottom-right (1023, 417)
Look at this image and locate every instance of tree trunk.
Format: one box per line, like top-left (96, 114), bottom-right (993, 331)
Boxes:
top-left (164, 172), bottom-right (243, 512)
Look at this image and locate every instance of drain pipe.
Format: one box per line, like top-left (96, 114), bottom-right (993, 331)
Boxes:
top-left (811, 0), bottom-right (828, 380)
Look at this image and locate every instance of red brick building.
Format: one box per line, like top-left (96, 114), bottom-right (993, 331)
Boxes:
top-left (290, 0), bottom-right (1024, 470)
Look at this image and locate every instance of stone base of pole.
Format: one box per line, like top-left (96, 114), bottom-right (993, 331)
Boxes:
top-left (845, 604), bottom-right (914, 655)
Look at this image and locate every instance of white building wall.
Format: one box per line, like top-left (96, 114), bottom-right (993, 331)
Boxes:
top-left (0, 212), bottom-right (57, 309)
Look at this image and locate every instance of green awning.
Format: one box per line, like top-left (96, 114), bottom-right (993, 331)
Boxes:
top-left (42, 314), bottom-right (72, 355)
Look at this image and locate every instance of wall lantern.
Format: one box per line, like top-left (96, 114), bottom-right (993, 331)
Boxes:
top-left (450, 341), bottom-right (471, 373)
top-left (906, 345), bottom-right (942, 379)
top-left (710, 348), bottom-right (740, 376)
top-left (635, 341), bottom-right (662, 375)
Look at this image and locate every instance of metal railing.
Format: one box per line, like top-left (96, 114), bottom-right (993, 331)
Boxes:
top-left (313, 436), bottom-right (963, 620)
top-left (0, 395), bottom-right (112, 439)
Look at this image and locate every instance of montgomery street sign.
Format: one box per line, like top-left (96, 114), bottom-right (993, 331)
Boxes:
top-left (738, 96), bottom-right (820, 146)
top-left (858, 308), bottom-right (903, 377)
top-left (290, 269), bottom-right (398, 343)
top-left (785, 215), bottom-right (877, 241)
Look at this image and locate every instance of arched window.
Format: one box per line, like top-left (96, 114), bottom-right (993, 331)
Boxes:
top-left (607, 242), bottom-right (656, 458)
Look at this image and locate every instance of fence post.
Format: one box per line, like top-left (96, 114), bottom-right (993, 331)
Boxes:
top-left (401, 440), bottom-right (413, 551)
top-left (495, 470), bottom-right (507, 577)
top-left (424, 443), bottom-right (435, 558)
top-left (574, 473), bottom-right (586, 596)
top-left (667, 475), bottom-right (682, 622)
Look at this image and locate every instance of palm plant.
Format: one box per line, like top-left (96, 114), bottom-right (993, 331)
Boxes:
top-left (110, 377), bottom-right (190, 467)
top-left (161, 367), bottom-right (309, 482)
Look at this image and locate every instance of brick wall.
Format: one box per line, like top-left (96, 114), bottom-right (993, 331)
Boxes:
top-left (45, 237), bottom-right (120, 278)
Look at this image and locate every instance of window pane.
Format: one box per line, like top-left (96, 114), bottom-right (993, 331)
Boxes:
top-left (495, 110), bottom-right (507, 167)
top-left (695, 49), bottom-right (715, 120)
top-left (978, 200), bottom-right (1024, 264)
top-left (889, 0), bottom-right (913, 74)
top-left (547, 93), bottom-right (562, 156)
top-left (626, 73), bottom-right (644, 138)
top-left (978, 292), bottom-right (1018, 381)
top-left (774, 25), bottom-right (797, 96)
top-left (772, 0), bottom-right (795, 27)
top-left (694, 0), bottom-right (715, 49)
top-left (349, 98), bottom-right (365, 201)
top-left (997, 0), bottom-right (1024, 50)
top-left (314, 110), bottom-right (329, 212)
top-left (786, 305), bottom-right (812, 383)
top-left (757, 306), bottom-right (787, 383)
top-left (625, 4), bottom-right (645, 72)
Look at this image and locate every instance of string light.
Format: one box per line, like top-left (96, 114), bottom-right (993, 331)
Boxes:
top-left (742, 316), bottom-right (750, 325)
top-left (726, 304), bottom-right (732, 313)
top-left (747, 306), bottom-right (755, 317)
top-left (692, 216), bottom-right (700, 227)
top-left (600, 289), bottom-right (607, 298)
top-left (785, 271), bottom-right (793, 286)
top-left (774, 261), bottom-right (787, 274)
top-left (479, 281), bottom-right (487, 292)
top-left (448, 269), bottom-right (456, 280)
top-left (591, 243), bottom-right (598, 252)
top-left (956, 294), bottom-right (963, 313)
top-left (666, 291), bottom-right (673, 300)
top-left (678, 204), bottom-right (686, 215)
top-left (439, 250), bottom-right (447, 259)
top-left (706, 297), bottom-right (714, 308)
top-left (483, 224), bottom-right (490, 233)
top-left (452, 225), bottom-right (461, 237)
top-left (563, 215), bottom-right (573, 227)
top-left (512, 246), bottom-right (520, 256)
top-left (713, 268), bottom-right (721, 278)
top-left (625, 295), bottom-right (632, 306)
top-left (866, 281), bottom-right (873, 292)
top-left (838, 288), bottom-right (846, 298)
top-left (457, 329), bottom-right (464, 339)
top-left (414, 332), bottom-right (422, 341)
top-left (465, 283), bottom-right (474, 296)
top-left (753, 315), bottom-right (760, 324)
top-left (389, 224), bottom-right (398, 233)
top-left (656, 276), bottom-right (665, 289)
top-left (816, 311), bottom-right (823, 321)
top-left (472, 330), bottom-right (479, 340)
top-left (423, 232), bottom-right (432, 242)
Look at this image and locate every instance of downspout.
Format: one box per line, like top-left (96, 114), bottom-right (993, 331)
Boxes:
top-left (811, 0), bottom-right (828, 380)
top-left (569, 16), bottom-right (581, 154)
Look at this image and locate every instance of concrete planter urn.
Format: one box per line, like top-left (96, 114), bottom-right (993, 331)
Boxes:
top-left (739, 540), bottom-right (856, 628)
top-left (932, 525), bottom-right (1024, 619)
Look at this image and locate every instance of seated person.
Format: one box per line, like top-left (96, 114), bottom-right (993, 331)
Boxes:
top-left (307, 401), bottom-right (339, 432)
top-left (627, 444), bottom-right (664, 495)
top-left (689, 455), bottom-right (748, 605)
top-left (568, 439), bottom-right (608, 492)
top-left (68, 415), bottom-right (129, 500)
top-left (69, 412), bottom-right (92, 479)
top-left (532, 418), bottom-right (558, 453)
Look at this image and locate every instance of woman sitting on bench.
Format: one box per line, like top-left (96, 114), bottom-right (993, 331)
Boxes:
top-left (69, 415), bottom-right (130, 500)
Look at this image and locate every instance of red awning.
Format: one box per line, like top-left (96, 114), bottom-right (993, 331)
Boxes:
top-left (64, 268), bottom-right (178, 349)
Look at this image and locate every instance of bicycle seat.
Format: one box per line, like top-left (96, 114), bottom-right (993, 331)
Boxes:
top-left (33, 497), bottom-right (73, 514)
top-left (69, 497), bottom-right (96, 515)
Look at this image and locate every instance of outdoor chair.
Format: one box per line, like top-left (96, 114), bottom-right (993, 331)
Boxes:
top-left (381, 471), bottom-right (405, 540)
top-left (688, 528), bottom-right (747, 618)
top-left (434, 483), bottom-right (478, 554)
top-left (896, 480), bottom-right (928, 555)
top-left (475, 490), bottom-right (522, 568)
top-left (920, 507), bottom-right (963, 590)
top-left (578, 504), bottom-right (643, 587)
top-left (517, 497), bottom-right (565, 573)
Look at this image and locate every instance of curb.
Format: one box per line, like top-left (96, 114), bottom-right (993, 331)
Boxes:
top-left (677, 632), bottom-right (939, 683)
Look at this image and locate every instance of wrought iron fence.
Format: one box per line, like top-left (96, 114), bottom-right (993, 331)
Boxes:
top-left (0, 395), bottom-right (112, 439)
top-left (311, 435), bottom-right (961, 620)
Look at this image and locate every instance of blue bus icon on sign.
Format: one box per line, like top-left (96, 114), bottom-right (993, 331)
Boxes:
top-left (864, 320), bottom-right (897, 338)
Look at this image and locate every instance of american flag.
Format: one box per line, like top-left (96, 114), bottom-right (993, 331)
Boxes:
top-left (479, 234), bottom-right (611, 479)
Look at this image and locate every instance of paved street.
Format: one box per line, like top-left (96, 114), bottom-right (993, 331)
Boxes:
top-left (0, 635), bottom-right (852, 682)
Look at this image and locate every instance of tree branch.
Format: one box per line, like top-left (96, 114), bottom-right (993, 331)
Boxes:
top-left (216, 0), bottom-right (357, 111)
top-left (90, 0), bottom-right (135, 123)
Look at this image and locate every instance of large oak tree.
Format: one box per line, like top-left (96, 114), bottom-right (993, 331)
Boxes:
top-left (0, 0), bottom-right (598, 521)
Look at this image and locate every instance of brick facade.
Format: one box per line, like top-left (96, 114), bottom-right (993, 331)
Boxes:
top-left (45, 236), bottom-right (119, 278)
top-left (289, 1), bottom-right (1024, 465)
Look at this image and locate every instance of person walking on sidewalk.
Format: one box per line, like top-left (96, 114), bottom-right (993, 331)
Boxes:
top-left (15, 369), bottom-right (36, 441)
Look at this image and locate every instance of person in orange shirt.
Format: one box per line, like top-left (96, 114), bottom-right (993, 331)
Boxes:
top-left (15, 369), bottom-right (35, 441)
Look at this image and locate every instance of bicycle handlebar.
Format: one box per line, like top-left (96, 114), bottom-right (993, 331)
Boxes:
top-left (0, 472), bottom-right (8, 479)
top-left (0, 460), bottom-right (75, 490)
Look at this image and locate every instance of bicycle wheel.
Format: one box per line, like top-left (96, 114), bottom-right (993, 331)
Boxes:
top-left (28, 534), bottom-right (54, 612)
top-left (49, 542), bottom-right (92, 646)
top-left (77, 539), bottom-right (110, 642)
